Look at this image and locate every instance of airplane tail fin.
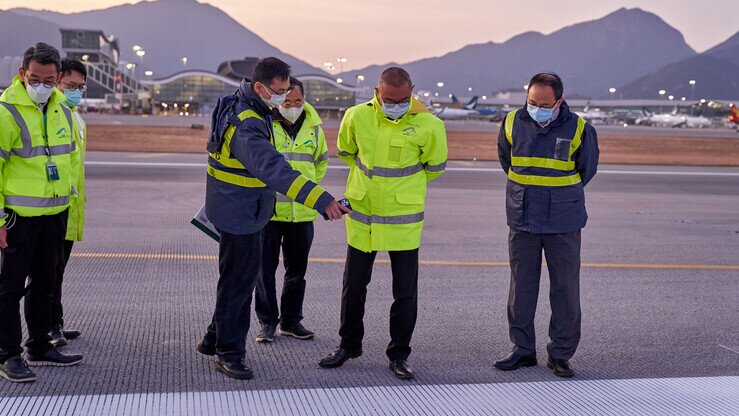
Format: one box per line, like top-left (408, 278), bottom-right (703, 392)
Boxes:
top-left (465, 96), bottom-right (479, 110)
top-left (451, 95), bottom-right (462, 109)
top-left (671, 105), bottom-right (678, 116)
top-left (642, 106), bottom-right (653, 116)
top-left (583, 101), bottom-right (591, 113)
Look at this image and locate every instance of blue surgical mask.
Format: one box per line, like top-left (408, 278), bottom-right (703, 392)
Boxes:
top-left (382, 102), bottom-right (411, 120)
top-left (64, 89), bottom-right (84, 108)
top-left (527, 103), bottom-right (555, 123)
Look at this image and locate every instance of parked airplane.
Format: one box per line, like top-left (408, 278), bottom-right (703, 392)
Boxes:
top-left (418, 92), bottom-right (478, 120)
top-left (635, 106), bottom-right (712, 128)
top-left (575, 102), bottom-right (615, 124)
top-left (451, 94), bottom-right (510, 120)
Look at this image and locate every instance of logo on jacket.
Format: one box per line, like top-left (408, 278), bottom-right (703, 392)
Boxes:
top-left (402, 126), bottom-right (417, 136)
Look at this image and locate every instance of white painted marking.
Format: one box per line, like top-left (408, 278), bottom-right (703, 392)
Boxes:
top-left (718, 345), bottom-right (739, 354)
top-left (85, 161), bottom-right (739, 177)
top-left (1, 376), bottom-right (736, 416)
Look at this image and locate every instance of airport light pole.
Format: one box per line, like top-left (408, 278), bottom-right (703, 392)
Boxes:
top-left (182, 57), bottom-right (188, 67)
top-left (337, 57), bottom-right (347, 74)
top-left (609, 87), bottom-right (616, 100)
top-left (689, 79), bottom-right (696, 101)
top-left (658, 89), bottom-right (666, 113)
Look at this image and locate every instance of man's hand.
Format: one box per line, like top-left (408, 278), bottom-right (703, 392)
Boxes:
top-left (0, 225), bottom-right (7, 249)
top-left (324, 200), bottom-right (352, 220)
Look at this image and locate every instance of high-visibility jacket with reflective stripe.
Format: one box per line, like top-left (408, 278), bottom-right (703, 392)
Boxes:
top-left (337, 93), bottom-right (448, 252)
top-left (497, 103), bottom-right (599, 234)
top-left (0, 76), bottom-right (78, 225)
top-left (271, 103), bottom-right (329, 223)
top-left (205, 81), bottom-right (334, 235)
top-left (66, 108), bottom-right (86, 241)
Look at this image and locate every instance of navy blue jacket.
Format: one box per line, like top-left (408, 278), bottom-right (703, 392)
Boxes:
top-left (497, 102), bottom-right (599, 234)
top-left (206, 80), bottom-right (334, 235)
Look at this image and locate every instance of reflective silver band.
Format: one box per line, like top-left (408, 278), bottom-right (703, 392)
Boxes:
top-left (5, 195), bottom-right (70, 208)
top-left (0, 102), bottom-right (31, 145)
top-left (71, 187), bottom-right (79, 196)
top-left (275, 194), bottom-right (293, 203)
top-left (59, 105), bottom-right (73, 134)
top-left (337, 151), bottom-right (355, 157)
top-left (11, 143), bottom-right (75, 158)
top-left (349, 211), bottom-right (424, 225)
top-left (284, 152), bottom-right (315, 162)
top-left (314, 152), bottom-right (329, 164)
top-left (425, 161), bottom-right (447, 172)
top-left (355, 159), bottom-right (424, 179)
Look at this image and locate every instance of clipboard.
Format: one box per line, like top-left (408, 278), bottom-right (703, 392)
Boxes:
top-left (191, 204), bottom-right (220, 242)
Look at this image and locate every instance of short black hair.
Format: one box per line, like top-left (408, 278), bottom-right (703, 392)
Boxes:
top-left (22, 42), bottom-right (62, 72)
top-left (379, 67), bottom-right (413, 88)
top-left (60, 58), bottom-right (87, 80)
top-left (252, 57), bottom-right (291, 86)
top-left (527, 72), bottom-right (563, 100)
top-left (289, 77), bottom-right (304, 96)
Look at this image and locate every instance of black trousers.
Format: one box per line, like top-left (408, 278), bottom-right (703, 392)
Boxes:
top-left (255, 221), bottom-right (314, 326)
top-left (507, 228), bottom-right (582, 360)
top-left (51, 239), bottom-right (75, 329)
top-left (339, 245), bottom-right (419, 361)
top-left (203, 229), bottom-right (262, 362)
top-left (0, 210), bottom-right (68, 362)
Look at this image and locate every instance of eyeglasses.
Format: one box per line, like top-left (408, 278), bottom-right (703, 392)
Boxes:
top-left (59, 82), bottom-right (87, 92)
top-left (26, 80), bottom-right (56, 89)
top-left (262, 83), bottom-right (291, 96)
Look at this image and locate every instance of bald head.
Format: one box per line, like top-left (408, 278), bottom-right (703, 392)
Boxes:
top-left (379, 67), bottom-right (413, 88)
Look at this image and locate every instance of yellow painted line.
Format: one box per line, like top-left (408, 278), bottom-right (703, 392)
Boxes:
top-left (70, 252), bottom-right (739, 271)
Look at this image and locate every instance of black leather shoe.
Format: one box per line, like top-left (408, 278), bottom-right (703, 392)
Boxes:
top-left (62, 329), bottom-right (81, 340)
top-left (319, 347), bottom-right (362, 368)
top-left (255, 323), bottom-right (277, 343)
top-left (389, 360), bottom-right (414, 380)
top-left (0, 356), bottom-right (37, 383)
top-left (197, 337), bottom-right (215, 356)
top-left (493, 352), bottom-right (537, 371)
top-left (214, 356), bottom-right (253, 380)
top-left (50, 329), bottom-right (67, 347)
top-left (27, 347), bottom-right (83, 367)
top-left (279, 322), bottom-right (315, 340)
top-left (547, 356), bottom-right (575, 377)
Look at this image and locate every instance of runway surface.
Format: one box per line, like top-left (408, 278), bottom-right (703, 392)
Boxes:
top-left (1, 151), bottom-right (737, 415)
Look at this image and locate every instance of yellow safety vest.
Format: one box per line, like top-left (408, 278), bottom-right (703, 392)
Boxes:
top-left (337, 93), bottom-right (448, 252)
top-left (272, 103), bottom-right (329, 222)
top-left (504, 109), bottom-right (585, 187)
top-left (207, 109), bottom-right (268, 189)
top-left (0, 76), bottom-right (77, 225)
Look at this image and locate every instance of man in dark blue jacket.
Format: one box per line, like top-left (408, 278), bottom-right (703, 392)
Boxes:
top-left (494, 72), bottom-right (599, 378)
top-left (197, 57), bottom-right (349, 380)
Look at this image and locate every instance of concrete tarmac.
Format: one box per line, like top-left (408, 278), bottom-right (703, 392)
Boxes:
top-left (1, 152), bottom-right (737, 415)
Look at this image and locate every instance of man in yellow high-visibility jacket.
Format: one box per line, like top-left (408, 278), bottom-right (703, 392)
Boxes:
top-left (0, 43), bottom-right (84, 384)
top-left (50, 58), bottom-right (88, 348)
top-left (254, 77), bottom-right (329, 343)
top-left (319, 67), bottom-right (448, 380)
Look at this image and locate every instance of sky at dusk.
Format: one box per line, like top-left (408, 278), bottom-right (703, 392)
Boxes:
top-left (0, 0), bottom-right (736, 70)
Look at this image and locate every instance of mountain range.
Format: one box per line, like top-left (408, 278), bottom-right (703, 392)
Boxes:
top-left (1, 1), bottom-right (737, 99)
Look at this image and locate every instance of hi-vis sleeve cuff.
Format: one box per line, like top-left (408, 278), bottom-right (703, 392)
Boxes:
top-left (285, 176), bottom-right (334, 212)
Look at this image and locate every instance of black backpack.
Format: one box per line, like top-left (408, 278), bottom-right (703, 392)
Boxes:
top-left (206, 92), bottom-right (245, 154)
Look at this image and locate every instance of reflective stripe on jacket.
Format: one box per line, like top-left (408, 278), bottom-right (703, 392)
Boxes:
top-left (337, 92), bottom-right (448, 252)
top-left (497, 102), bottom-right (599, 234)
top-left (205, 80), bottom-right (334, 235)
top-left (0, 76), bottom-right (78, 225)
top-left (271, 103), bottom-right (329, 222)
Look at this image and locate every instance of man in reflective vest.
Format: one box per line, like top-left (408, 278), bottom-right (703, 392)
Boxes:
top-left (197, 58), bottom-right (348, 380)
top-left (49, 58), bottom-right (87, 348)
top-left (0, 43), bottom-right (84, 383)
top-left (493, 72), bottom-right (599, 378)
top-left (319, 67), bottom-right (448, 380)
top-left (254, 77), bottom-right (329, 343)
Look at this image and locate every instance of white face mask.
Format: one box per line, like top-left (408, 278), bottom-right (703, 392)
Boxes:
top-left (25, 82), bottom-right (54, 105)
top-left (259, 83), bottom-right (287, 108)
top-left (279, 105), bottom-right (304, 124)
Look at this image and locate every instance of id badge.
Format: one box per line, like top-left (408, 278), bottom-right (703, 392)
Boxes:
top-left (46, 162), bottom-right (60, 181)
